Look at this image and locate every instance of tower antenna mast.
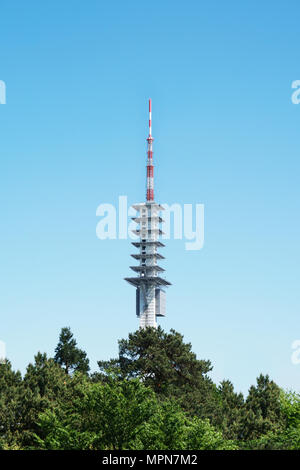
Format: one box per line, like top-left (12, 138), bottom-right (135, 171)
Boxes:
top-left (125, 99), bottom-right (171, 328)
top-left (146, 98), bottom-right (154, 202)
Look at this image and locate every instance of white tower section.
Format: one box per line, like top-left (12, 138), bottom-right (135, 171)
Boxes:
top-left (124, 100), bottom-right (171, 329)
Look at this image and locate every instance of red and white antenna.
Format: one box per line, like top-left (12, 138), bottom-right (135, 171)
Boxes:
top-left (146, 98), bottom-right (154, 201)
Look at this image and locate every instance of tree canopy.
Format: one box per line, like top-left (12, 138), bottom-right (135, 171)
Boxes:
top-left (0, 326), bottom-right (298, 450)
top-left (54, 327), bottom-right (89, 375)
top-left (97, 326), bottom-right (219, 420)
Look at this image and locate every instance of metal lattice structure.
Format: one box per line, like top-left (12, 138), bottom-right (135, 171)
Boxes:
top-left (124, 99), bottom-right (171, 328)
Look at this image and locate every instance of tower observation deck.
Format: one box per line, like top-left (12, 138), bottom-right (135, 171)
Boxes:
top-left (124, 100), bottom-right (171, 328)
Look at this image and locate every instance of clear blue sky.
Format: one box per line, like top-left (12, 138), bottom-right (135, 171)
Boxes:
top-left (0, 1), bottom-right (299, 396)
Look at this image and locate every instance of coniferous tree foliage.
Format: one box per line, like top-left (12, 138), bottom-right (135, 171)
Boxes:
top-left (0, 360), bottom-right (23, 448)
top-left (54, 327), bottom-right (90, 375)
top-left (0, 326), bottom-right (299, 450)
top-left (19, 352), bottom-right (74, 447)
top-left (97, 326), bottom-right (220, 420)
top-left (240, 374), bottom-right (285, 441)
top-left (216, 380), bottom-right (245, 440)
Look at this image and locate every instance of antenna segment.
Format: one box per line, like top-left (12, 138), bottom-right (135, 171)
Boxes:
top-left (146, 98), bottom-right (154, 201)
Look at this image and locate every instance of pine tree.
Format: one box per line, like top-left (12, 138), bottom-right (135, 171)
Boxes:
top-left (241, 374), bottom-right (285, 441)
top-left (97, 326), bottom-right (219, 420)
top-left (216, 380), bottom-right (244, 440)
top-left (54, 327), bottom-right (89, 375)
top-left (20, 352), bottom-right (72, 447)
top-left (0, 360), bottom-right (23, 448)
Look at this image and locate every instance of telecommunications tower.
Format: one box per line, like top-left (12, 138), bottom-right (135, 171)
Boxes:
top-left (125, 99), bottom-right (171, 328)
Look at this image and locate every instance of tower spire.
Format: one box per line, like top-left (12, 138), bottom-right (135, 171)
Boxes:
top-left (146, 98), bottom-right (154, 201)
top-left (125, 99), bottom-right (171, 329)
top-left (148, 97), bottom-right (152, 137)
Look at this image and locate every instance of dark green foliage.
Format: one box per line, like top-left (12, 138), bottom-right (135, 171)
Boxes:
top-left (240, 374), bottom-right (285, 441)
top-left (243, 391), bottom-right (300, 450)
top-left (19, 352), bottom-right (74, 447)
top-left (216, 380), bottom-right (244, 440)
top-left (0, 326), bottom-right (299, 450)
top-left (0, 360), bottom-right (23, 448)
top-left (98, 327), bottom-right (219, 420)
top-left (54, 327), bottom-right (89, 375)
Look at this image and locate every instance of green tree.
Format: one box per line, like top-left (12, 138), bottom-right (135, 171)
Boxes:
top-left (241, 374), bottom-right (284, 441)
top-left (35, 374), bottom-right (238, 450)
top-left (281, 390), bottom-right (300, 429)
top-left (132, 398), bottom-right (238, 450)
top-left (0, 360), bottom-right (23, 448)
top-left (132, 399), bottom-right (189, 450)
top-left (19, 352), bottom-right (77, 448)
top-left (216, 380), bottom-right (244, 440)
top-left (1, 327), bottom-right (296, 451)
top-left (36, 376), bottom-right (161, 450)
top-left (54, 327), bottom-right (89, 375)
top-left (185, 417), bottom-right (238, 450)
top-left (249, 391), bottom-right (300, 450)
top-left (97, 326), bottom-right (219, 420)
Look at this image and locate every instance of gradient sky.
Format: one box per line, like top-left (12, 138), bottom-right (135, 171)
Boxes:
top-left (0, 1), bottom-right (299, 395)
